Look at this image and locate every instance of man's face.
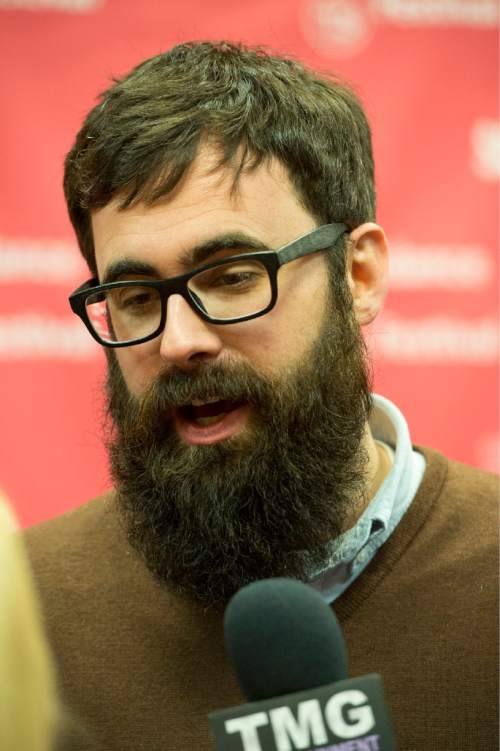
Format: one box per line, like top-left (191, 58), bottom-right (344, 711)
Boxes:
top-left (92, 147), bottom-right (333, 410)
top-left (92, 147), bottom-right (372, 606)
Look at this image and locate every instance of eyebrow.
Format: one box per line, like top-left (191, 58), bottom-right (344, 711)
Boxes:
top-left (101, 233), bottom-right (271, 285)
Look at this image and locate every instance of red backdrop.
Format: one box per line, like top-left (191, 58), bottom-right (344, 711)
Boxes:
top-left (1, 0), bottom-right (498, 528)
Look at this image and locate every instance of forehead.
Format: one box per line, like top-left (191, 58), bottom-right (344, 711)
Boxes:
top-left (90, 146), bottom-right (316, 279)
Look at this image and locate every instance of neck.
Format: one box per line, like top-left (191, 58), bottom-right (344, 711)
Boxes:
top-left (341, 424), bottom-right (392, 533)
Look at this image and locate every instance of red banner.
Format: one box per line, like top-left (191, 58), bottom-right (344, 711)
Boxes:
top-left (1, 0), bottom-right (498, 527)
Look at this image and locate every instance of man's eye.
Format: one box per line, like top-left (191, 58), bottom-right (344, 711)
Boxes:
top-left (114, 288), bottom-right (157, 311)
top-left (216, 271), bottom-right (257, 286)
top-left (200, 263), bottom-right (265, 287)
top-left (190, 260), bottom-right (268, 300)
top-left (123, 292), bottom-right (151, 306)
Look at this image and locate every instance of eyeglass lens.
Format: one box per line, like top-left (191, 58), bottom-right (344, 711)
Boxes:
top-left (85, 258), bottom-right (272, 343)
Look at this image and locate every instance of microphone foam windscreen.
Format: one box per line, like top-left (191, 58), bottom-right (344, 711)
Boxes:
top-left (224, 577), bottom-right (348, 701)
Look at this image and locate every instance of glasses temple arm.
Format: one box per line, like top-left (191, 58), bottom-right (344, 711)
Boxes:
top-left (277, 223), bottom-right (348, 265)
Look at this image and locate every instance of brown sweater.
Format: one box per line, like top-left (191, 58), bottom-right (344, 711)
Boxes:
top-left (23, 448), bottom-right (498, 751)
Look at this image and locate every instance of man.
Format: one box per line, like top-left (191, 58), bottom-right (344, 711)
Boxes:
top-left (24, 42), bottom-right (498, 750)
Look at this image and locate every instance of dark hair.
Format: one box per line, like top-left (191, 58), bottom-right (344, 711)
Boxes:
top-left (63, 40), bottom-right (376, 276)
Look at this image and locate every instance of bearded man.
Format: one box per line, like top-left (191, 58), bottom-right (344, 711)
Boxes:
top-left (23, 41), bottom-right (498, 751)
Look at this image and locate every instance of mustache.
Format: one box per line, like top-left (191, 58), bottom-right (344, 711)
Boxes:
top-left (120, 360), bottom-right (279, 432)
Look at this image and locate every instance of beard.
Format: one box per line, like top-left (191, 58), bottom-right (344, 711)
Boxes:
top-left (106, 295), bottom-right (372, 608)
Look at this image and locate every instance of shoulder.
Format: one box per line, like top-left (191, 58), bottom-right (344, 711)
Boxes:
top-left (415, 446), bottom-right (498, 552)
top-left (20, 491), bottom-right (156, 626)
top-left (21, 491), bottom-right (123, 576)
top-left (418, 446), bottom-right (498, 504)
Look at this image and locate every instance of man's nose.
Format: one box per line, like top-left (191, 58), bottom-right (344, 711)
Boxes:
top-left (159, 293), bottom-right (224, 369)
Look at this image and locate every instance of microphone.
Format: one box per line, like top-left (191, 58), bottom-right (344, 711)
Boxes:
top-left (209, 578), bottom-right (397, 751)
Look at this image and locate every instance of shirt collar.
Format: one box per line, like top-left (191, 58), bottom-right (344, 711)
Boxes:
top-left (307, 393), bottom-right (414, 576)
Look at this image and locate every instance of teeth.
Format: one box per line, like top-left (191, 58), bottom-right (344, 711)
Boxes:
top-left (194, 414), bottom-right (227, 426)
top-left (190, 397), bottom-right (221, 406)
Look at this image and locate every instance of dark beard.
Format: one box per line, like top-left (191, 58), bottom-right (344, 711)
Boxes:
top-left (106, 302), bottom-right (372, 608)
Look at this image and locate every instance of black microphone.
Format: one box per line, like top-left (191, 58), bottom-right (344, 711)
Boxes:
top-left (209, 578), bottom-right (397, 751)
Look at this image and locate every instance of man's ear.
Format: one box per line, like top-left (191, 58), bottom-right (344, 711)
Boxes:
top-left (346, 222), bottom-right (389, 326)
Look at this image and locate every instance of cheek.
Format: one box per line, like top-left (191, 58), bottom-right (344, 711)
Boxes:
top-left (234, 273), bottom-right (330, 374)
top-left (115, 341), bottom-right (162, 396)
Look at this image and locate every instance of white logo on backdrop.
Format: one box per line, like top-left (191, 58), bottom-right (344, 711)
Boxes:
top-left (389, 241), bottom-right (493, 290)
top-left (0, 0), bottom-right (101, 10)
top-left (375, 314), bottom-right (498, 363)
top-left (302, 0), bottom-right (498, 57)
top-left (471, 119), bottom-right (500, 181)
top-left (377, 0), bottom-right (498, 26)
top-left (0, 314), bottom-right (97, 360)
top-left (301, 0), bottom-right (376, 58)
top-left (0, 238), bottom-right (85, 283)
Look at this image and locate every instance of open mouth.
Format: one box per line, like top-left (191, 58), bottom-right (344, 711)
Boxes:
top-left (173, 397), bottom-right (249, 445)
top-left (180, 398), bottom-right (244, 426)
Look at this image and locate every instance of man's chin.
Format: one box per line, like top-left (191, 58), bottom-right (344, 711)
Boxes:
top-left (115, 482), bottom-right (329, 609)
top-left (112, 419), bottom-right (364, 608)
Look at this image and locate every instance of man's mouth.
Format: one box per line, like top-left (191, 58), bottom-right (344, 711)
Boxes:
top-left (180, 398), bottom-right (243, 425)
top-left (173, 397), bottom-right (250, 445)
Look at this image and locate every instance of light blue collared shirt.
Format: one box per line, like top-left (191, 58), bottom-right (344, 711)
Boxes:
top-left (309, 394), bottom-right (426, 604)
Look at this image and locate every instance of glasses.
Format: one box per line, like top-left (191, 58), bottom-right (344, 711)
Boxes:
top-left (69, 223), bottom-right (348, 348)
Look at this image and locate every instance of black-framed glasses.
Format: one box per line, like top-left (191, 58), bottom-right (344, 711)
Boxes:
top-left (69, 223), bottom-right (348, 348)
